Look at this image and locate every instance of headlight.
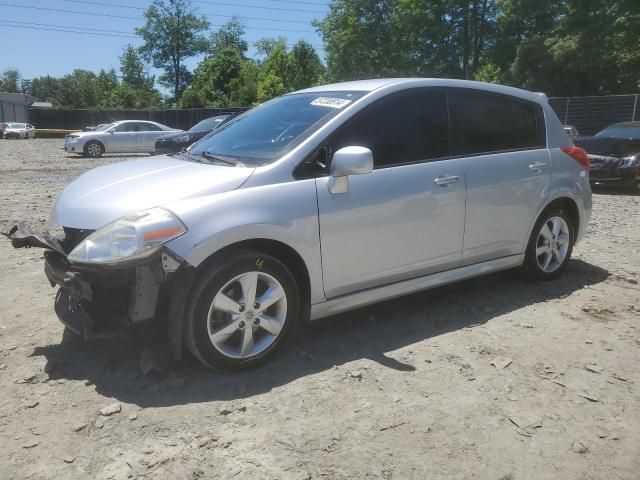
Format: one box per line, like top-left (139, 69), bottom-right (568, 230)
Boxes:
top-left (172, 134), bottom-right (190, 143)
top-left (620, 156), bottom-right (639, 168)
top-left (67, 208), bottom-right (187, 264)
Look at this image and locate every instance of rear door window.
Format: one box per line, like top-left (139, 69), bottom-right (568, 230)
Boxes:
top-left (512, 99), bottom-right (546, 148)
top-left (329, 88), bottom-right (450, 168)
top-left (448, 89), bottom-right (545, 156)
top-left (139, 122), bottom-right (161, 131)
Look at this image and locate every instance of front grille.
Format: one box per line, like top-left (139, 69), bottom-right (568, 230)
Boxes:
top-left (62, 227), bottom-right (94, 253)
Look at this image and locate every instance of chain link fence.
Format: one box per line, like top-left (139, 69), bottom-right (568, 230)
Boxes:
top-left (548, 94), bottom-right (639, 136)
top-left (28, 94), bottom-right (639, 135)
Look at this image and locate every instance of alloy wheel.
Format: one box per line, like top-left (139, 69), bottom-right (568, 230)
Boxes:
top-left (535, 216), bottom-right (570, 273)
top-left (207, 271), bottom-right (287, 359)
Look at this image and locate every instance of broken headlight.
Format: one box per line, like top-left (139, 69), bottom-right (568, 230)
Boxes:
top-left (67, 208), bottom-right (186, 264)
top-left (620, 156), bottom-right (639, 168)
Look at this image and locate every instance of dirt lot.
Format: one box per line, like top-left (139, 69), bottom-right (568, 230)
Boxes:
top-left (0, 138), bottom-right (639, 480)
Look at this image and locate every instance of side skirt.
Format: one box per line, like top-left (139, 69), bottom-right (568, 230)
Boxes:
top-left (309, 254), bottom-right (525, 321)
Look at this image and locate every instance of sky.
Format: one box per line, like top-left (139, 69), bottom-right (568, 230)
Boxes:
top-left (0, 0), bottom-right (329, 84)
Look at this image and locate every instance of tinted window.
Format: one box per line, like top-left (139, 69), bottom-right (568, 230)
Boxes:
top-left (329, 89), bottom-right (449, 167)
top-left (139, 122), bottom-right (161, 131)
top-left (449, 89), bottom-right (545, 155)
top-left (111, 123), bottom-right (132, 132)
top-left (190, 116), bottom-right (227, 132)
top-left (512, 99), bottom-right (545, 148)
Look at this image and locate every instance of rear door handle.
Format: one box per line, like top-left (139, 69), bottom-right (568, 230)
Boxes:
top-left (433, 175), bottom-right (460, 186)
top-left (529, 162), bottom-right (548, 173)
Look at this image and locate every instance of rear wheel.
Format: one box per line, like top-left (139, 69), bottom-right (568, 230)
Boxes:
top-left (84, 141), bottom-right (104, 158)
top-left (184, 249), bottom-right (300, 370)
top-left (522, 208), bottom-right (574, 280)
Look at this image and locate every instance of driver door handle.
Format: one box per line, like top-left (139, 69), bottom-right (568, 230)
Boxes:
top-left (433, 175), bottom-right (460, 187)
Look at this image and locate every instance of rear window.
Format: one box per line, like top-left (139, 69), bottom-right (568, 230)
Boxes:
top-left (449, 89), bottom-right (545, 156)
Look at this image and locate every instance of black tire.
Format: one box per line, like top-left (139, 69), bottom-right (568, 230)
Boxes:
top-left (184, 249), bottom-right (300, 371)
top-left (84, 140), bottom-right (104, 158)
top-left (522, 207), bottom-right (574, 280)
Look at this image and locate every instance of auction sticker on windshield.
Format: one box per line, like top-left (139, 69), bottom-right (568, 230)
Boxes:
top-left (311, 97), bottom-right (353, 109)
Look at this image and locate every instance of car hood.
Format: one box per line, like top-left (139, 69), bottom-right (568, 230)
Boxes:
top-left (69, 131), bottom-right (97, 138)
top-left (51, 155), bottom-right (254, 229)
top-left (574, 136), bottom-right (640, 157)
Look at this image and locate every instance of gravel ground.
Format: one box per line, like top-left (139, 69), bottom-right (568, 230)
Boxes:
top-left (1, 139), bottom-right (639, 480)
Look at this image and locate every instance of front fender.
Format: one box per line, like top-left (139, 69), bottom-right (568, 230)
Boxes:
top-left (164, 179), bottom-right (325, 303)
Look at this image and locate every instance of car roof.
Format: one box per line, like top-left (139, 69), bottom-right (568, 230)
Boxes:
top-left (605, 121), bottom-right (640, 128)
top-left (293, 78), bottom-right (548, 105)
top-left (114, 120), bottom-right (157, 124)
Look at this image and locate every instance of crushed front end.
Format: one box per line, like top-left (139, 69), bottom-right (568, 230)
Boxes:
top-left (5, 219), bottom-right (194, 359)
top-left (588, 154), bottom-right (640, 187)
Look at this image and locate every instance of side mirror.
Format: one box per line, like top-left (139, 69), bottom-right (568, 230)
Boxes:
top-left (328, 146), bottom-right (373, 194)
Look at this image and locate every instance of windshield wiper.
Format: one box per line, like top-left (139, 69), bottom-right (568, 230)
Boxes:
top-left (201, 152), bottom-right (247, 167)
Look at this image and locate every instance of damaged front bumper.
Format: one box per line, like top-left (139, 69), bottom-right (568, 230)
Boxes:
top-left (4, 224), bottom-right (194, 359)
top-left (588, 155), bottom-right (640, 186)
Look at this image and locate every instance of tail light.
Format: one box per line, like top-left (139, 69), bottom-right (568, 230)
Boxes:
top-left (561, 146), bottom-right (590, 170)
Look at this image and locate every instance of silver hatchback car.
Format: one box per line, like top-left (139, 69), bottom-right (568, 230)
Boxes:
top-left (8, 79), bottom-right (592, 370)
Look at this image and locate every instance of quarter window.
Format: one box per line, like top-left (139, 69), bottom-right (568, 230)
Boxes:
top-left (329, 89), bottom-right (450, 167)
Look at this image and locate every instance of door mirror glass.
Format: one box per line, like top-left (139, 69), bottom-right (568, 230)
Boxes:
top-left (330, 146), bottom-right (373, 177)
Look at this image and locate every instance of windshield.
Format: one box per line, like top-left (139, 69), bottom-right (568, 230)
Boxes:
top-left (7, 123), bottom-right (25, 128)
top-left (96, 123), bottom-right (114, 132)
top-left (595, 125), bottom-right (640, 139)
top-left (190, 116), bottom-right (227, 132)
top-left (189, 91), bottom-right (365, 166)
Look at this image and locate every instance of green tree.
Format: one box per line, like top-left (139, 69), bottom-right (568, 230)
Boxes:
top-left (497, 0), bottom-right (640, 95)
top-left (31, 76), bottom-right (62, 105)
top-left (120, 45), bottom-right (151, 89)
top-left (314, 0), bottom-right (407, 80)
top-left (210, 17), bottom-right (248, 55)
top-left (254, 38), bottom-right (326, 102)
top-left (257, 72), bottom-right (288, 103)
top-left (0, 68), bottom-right (20, 93)
top-left (255, 37), bottom-right (287, 57)
top-left (112, 45), bottom-right (161, 108)
top-left (183, 19), bottom-right (259, 107)
top-left (96, 69), bottom-right (119, 105)
top-left (190, 47), bottom-right (245, 106)
top-left (287, 40), bottom-right (325, 90)
top-left (137, 0), bottom-right (209, 102)
top-left (59, 70), bottom-right (100, 108)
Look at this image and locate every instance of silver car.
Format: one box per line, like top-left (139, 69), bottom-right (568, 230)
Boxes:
top-left (64, 120), bottom-right (182, 157)
top-left (3, 122), bottom-right (37, 139)
top-left (8, 78), bottom-right (592, 370)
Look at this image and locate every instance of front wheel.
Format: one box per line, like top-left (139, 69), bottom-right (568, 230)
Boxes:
top-left (522, 208), bottom-right (574, 280)
top-left (84, 141), bottom-right (104, 158)
top-left (184, 249), bottom-right (300, 370)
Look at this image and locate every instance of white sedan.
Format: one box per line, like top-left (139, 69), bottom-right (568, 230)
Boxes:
top-left (3, 122), bottom-right (37, 139)
top-left (64, 120), bottom-right (182, 157)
